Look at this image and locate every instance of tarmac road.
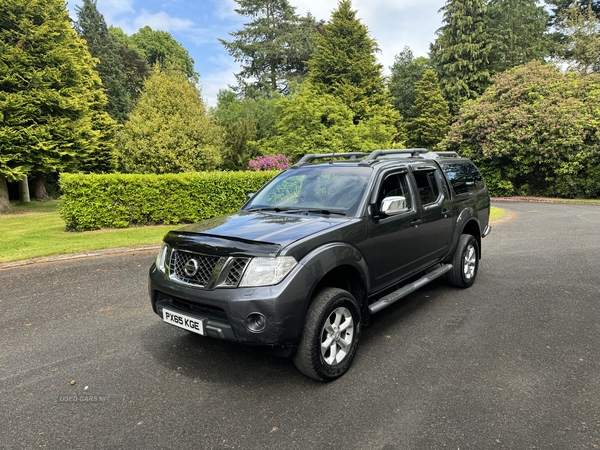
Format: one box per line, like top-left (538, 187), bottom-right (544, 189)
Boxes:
top-left (1, 201), bottom-right (599, 450)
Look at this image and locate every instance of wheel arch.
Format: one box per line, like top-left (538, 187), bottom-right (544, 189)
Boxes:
top-left (445, 207), bottom-right (483, 262)
top-left (298, 243), bottom-right (370, 324)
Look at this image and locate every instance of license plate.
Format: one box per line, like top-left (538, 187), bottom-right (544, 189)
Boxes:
top-left (162, 309), bottom-right (205, 335)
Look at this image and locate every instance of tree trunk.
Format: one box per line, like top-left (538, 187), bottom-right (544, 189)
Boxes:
top-left (0, 174), bottom-right (12, 213)
top-left (33, 173), bottom-right (50, 201)
top-left (19, 176), bottom-right (31, 203)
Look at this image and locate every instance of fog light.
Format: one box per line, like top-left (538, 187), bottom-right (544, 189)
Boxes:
top-left (245, 313), bottom-right (267, 333)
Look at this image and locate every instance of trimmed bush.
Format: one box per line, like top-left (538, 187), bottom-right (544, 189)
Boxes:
top-left (60, 171), bottom-right (278, 231)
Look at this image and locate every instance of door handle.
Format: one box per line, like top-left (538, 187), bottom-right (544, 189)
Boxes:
top-left (411, 219), bottom-right (422, 227)
top-left (442, 208), bottom-right (450, 218)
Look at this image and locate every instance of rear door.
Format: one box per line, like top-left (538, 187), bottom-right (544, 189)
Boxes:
top-left (408, 165), bottom-right (453, 263)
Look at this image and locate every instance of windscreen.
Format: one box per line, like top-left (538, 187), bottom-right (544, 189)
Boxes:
top-left (244, 166), bottom-right (373, 216)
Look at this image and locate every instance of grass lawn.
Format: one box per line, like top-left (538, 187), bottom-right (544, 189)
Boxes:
top-left (490, 206), bottom-right (504, 221)
top-left (0, 200), bottom-right (174, 264)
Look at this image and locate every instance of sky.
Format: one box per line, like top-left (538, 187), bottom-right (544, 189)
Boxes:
top-left (67, 0), bottom-right (447, 107)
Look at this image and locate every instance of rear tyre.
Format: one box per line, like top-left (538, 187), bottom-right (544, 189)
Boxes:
top-left (447, 234), bottom-right (479, 288)
top-left (293, 288), bottom-right (361, 382)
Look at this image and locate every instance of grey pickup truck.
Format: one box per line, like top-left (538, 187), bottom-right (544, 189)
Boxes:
top-left (149, 149), bottom-right (491, 381)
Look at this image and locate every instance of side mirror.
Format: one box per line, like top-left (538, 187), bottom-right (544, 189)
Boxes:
top-left (380, 196), bottom-right (408, 216)
top-left (247, 193), bottom-right (255, 199)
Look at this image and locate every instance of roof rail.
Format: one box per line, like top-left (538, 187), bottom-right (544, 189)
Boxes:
top-left (362, 148), bottom-right (427, 161)
top-left (429, 151), bottom-right (459, 158)
top-left (292, 152), bottom-right (369, 167)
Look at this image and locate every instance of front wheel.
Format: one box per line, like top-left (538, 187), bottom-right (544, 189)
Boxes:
top-left (447, 234), bottom-right (479, 288)
top-left (293, 288), bottom-right (361, 382)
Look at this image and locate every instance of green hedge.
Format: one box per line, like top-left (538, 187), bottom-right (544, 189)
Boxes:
top-left (59, 171), bottom-right (279, 231)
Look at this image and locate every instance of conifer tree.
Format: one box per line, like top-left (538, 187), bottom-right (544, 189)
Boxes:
top-left (555, 1), bottom-right (600, 73)
top-left (406, 70), bottom-right (450, 148)
top-left (220, 0), bottom-right (318, 96)
top-left (75, 0), bottom-right (129, 123)
top-left (388, 47), bottom-right (429, 119)
top-left (254, 1), bottom-right (404, 158)
top-left (307, 0), bottom-right (391, 122)
top-left (430, 0), bottom-right (491, 114)
top-left (0, 0), bottom-right (116, 209)
top-left (487, 0), bottom-right (550, 74)
top-left (116, 67), bottom-right (223, 174)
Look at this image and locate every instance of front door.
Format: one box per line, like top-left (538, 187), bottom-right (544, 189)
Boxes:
top-left (360, 171), bottom-right (423, 292)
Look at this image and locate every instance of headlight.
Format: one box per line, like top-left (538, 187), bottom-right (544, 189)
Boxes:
top-left (239, 256), bottom-right (297, 287)
top-left (155, 243), bottom-right (169, 273)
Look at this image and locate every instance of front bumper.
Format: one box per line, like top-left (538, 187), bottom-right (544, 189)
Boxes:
top-left (149, 262), bottom-right (316, 347)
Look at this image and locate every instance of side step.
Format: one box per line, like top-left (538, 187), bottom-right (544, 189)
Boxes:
top-left (368, 264), bottom-right (453, 314)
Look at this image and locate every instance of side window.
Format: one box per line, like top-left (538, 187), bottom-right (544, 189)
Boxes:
top-left (443, 162), bottom-right (484, 195)
top-left (470, 164), bottom-right (485, 190)
top-left (412, 170), bottom-right (440, 206)
top-left (377, 173), bottom-right (412, 210)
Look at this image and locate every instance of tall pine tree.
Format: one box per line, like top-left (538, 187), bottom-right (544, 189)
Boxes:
top-left (406, 70), bottom-right (450, 148)
top-left (75, 0), bottom-right (129, 123)
top-left (254, 0), bottom-right (404, 158)
top-left (430, 0), bottom-right (491, 115)
top-left (388, 47), bottom-right (429, 120)
top-left (219, 0), bottom-right (318, 96)
top-left (555, 1), bottom-right (600, 73)
top-left (0, 0), bottom-right (116, 209)
top-left (307, 0), bottom-right (395, 123)
top-left (487, 0), bottom-right (550, 74)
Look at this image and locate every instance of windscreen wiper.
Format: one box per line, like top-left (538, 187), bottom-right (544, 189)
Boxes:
top-left (304, 209), bottom-right (347, 216)
top-left (247, 207), bottom-right (305, 213)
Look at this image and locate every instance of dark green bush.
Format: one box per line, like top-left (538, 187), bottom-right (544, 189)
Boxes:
top-left (60, 171), bottom-right (278, 231)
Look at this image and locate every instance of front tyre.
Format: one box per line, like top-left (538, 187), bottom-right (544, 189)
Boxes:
top-left (447, 234), bottom-right (479, 288)
top-left (293, 288), bottom-right (361, 382)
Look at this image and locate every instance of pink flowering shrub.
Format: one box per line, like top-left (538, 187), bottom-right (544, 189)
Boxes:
top-left (248, 154), bottom-right (291, 171)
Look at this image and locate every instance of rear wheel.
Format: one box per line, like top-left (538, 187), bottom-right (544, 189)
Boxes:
top-left (447, 234), bottom-right (479, 288)
top-left (293, 287), bottom-right (361, 382)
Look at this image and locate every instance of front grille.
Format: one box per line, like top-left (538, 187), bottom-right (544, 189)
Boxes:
top-left (169, 250), bottom-right (221, 287)
top-left (224, 258), bottom-right (250, 286)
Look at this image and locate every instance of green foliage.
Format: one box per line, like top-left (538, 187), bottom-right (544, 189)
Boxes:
top-left (307, 0), bottom-right (393, 122)
top-left (116, 67), bottom-right (223, 174)
top-left (219, 0), bottom-right (318, 96)
top-left (388, 47), bottom-right (430, 119)
top-left (75, 0), bottom-right (129, 123)
top-left (0, 0), bottom-right (117, 182)
top-left (254, 83), bottom-right (403, 161)
top-left (546, 0), bottom-right (600, 23)
top-left (406, 70), bottom-right (450, 148)
top-left (130, 26), bottom-right (198, 81)
top-left (430, 0), bottom-right (491, 114)
top-left (59, 171), bottom-right (278, 230)
top-left (439, 61), bottom-right (600, 198)
top-left (255, 0), bottom-right (405, 159)
top-left (213, 89), bottom-right (279, 170)
top-left (554, 2), bottom-right (600, 73)
top-left (487, 0), bottom-right (550, 74)
top-left (108, 26), bottom-right (151, 107)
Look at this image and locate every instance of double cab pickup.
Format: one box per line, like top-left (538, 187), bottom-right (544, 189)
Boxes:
top-left (149, 149), bottom-right (491, 381)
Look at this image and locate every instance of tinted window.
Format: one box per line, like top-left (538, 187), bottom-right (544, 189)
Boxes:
top-left (377, 173), bottom-right (412, 210)
top-left (443, 162), bottom-right (484, 195)
top-left (413, 170), bottom-right (440, 206)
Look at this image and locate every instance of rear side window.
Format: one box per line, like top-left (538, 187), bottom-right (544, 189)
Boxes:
top-left (442, 162), bottom-right (485, 195)
top-left (412, 170), bottom-right (440, 206)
